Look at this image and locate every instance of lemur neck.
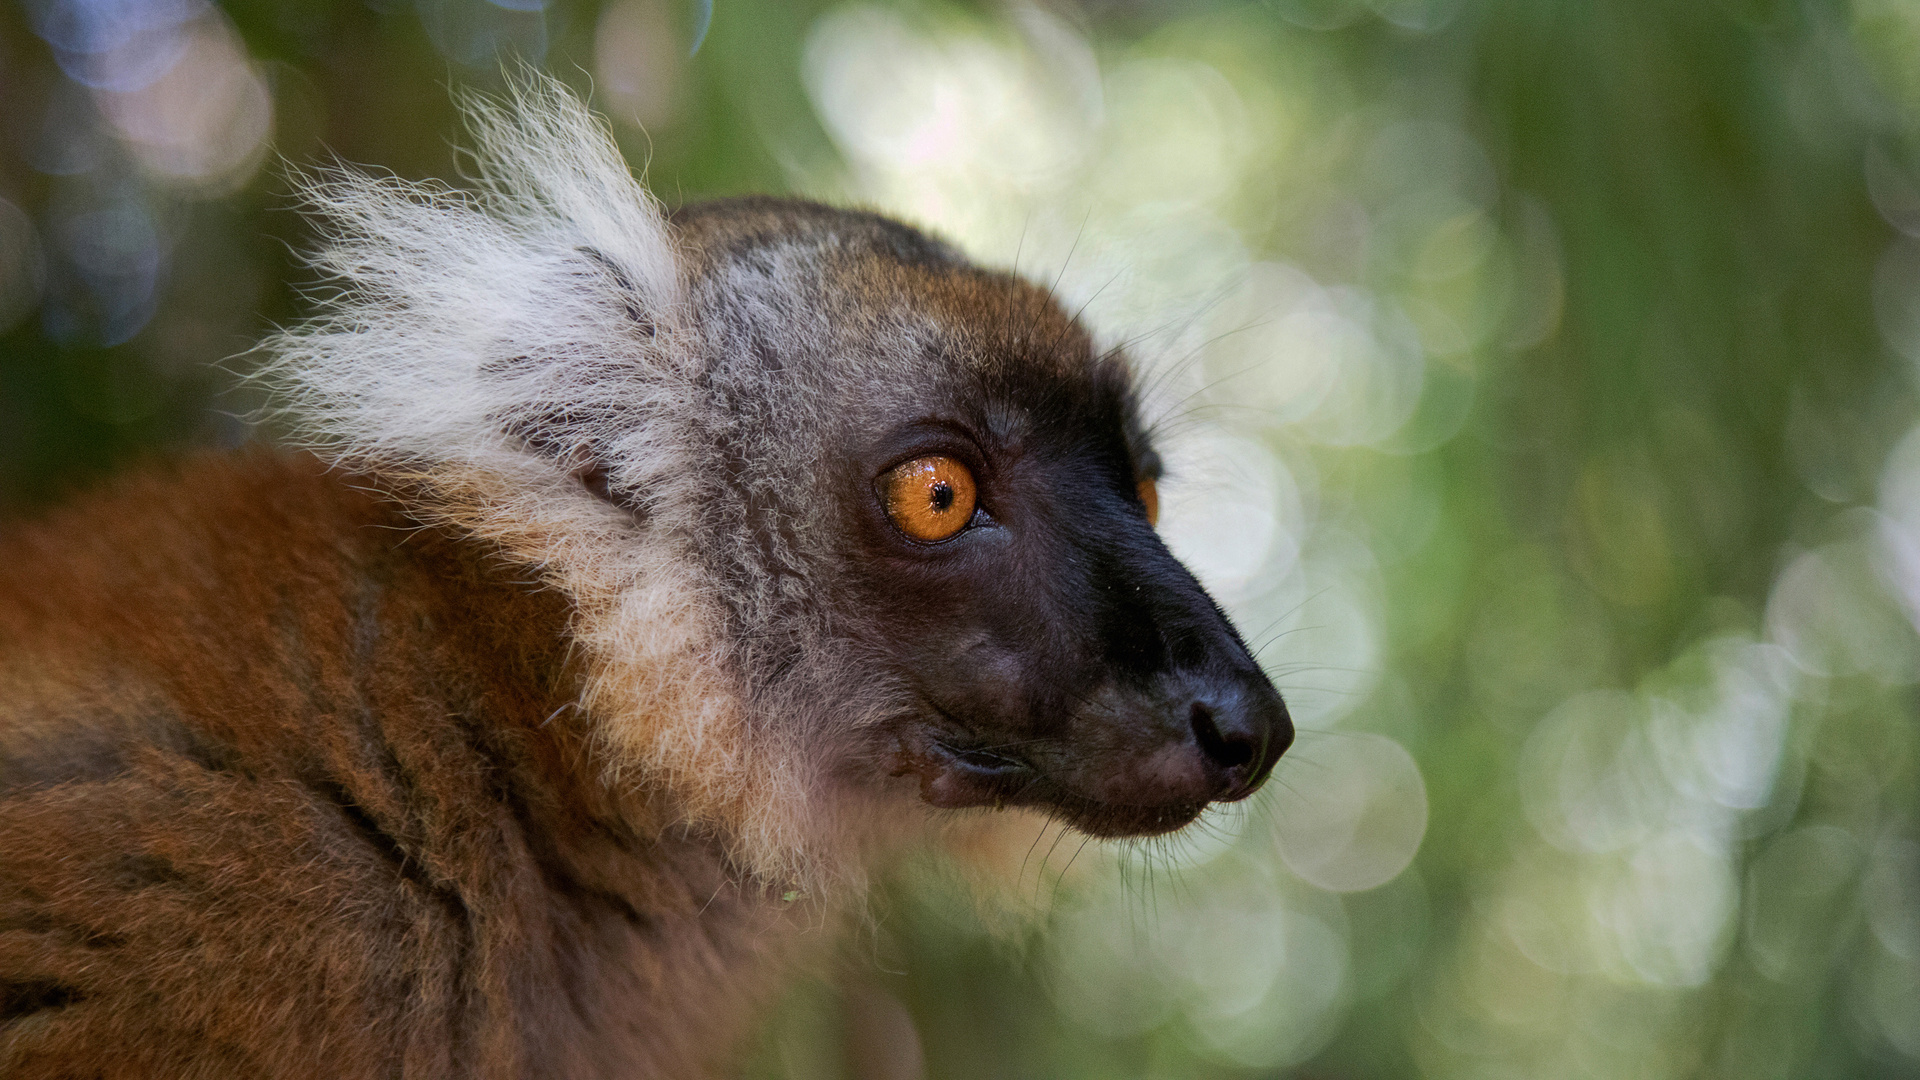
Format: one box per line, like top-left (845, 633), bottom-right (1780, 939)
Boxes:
top-left (0, 449), bottom-right (822, 1075)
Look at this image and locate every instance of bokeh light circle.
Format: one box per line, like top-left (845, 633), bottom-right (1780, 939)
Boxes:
top-left (1271, 732), bottom-right (1428, 892)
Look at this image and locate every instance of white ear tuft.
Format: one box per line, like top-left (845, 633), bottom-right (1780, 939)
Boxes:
top-left (461, 72), bottom-right (682, 326)
top-left (259, 69), bottom-right (692, 489)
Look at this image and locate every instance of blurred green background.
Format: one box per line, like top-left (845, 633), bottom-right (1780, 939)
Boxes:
top-left (3, 0), bottom-right (1919, 1076)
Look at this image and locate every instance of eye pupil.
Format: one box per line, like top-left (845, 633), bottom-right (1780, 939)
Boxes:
top-left (931, 483), bottom-right (954, 512)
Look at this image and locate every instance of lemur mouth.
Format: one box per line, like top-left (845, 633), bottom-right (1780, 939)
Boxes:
top-left (893, 730), bottom-right (1211, 839)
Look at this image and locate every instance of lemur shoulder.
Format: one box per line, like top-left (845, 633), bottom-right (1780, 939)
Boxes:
top-left (0, 78), bottom-right (1291, 1079)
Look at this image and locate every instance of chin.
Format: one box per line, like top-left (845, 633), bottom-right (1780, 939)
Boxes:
top-left (895, 730), bottom-right (1214, 840)
top-left (1040, 794), bottom-right (1210, 839)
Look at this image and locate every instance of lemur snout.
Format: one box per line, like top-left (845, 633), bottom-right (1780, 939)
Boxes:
top-left (1189, 691), bottom-right (1292, 801)
top-left (1072, 681), bottom-right (1291, 813)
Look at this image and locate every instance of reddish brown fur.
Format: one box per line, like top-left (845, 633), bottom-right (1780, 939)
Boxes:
top-left (0, 451), bottom-right (814, 1078)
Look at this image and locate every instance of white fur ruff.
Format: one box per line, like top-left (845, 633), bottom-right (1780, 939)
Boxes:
top-left (259, 75), bottom-right (852, 892)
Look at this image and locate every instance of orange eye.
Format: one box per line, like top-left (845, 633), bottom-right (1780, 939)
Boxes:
top-left (882, 456), bottom-right (978, 542)
top-left (1138, 477), bottom-right (1159, 528)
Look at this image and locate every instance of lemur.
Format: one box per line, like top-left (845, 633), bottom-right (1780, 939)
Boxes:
top-left (0, 77), bottom-right (1290, 1078)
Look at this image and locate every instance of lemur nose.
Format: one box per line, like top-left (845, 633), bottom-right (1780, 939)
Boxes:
top-left (1189, 694), bottom-right (1291, 801)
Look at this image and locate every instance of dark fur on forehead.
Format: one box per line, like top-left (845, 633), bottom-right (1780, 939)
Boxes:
top-left (671, 196), bottom-right (967, 277)
top-left (670, 195), bottom-right (1144, 427)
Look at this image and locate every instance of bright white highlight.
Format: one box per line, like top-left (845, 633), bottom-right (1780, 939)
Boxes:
top-left (1271, 732), bottom-right (1428, 893)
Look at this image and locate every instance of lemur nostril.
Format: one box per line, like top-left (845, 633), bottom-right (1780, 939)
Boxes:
top-left (1190, 701), bottom-right (1255, 771)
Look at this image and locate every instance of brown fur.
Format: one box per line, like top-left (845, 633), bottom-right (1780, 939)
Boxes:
top-left (0, 451), bottom-right (814, 1079)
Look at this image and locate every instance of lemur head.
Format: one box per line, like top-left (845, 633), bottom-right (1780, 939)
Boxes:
top-left (669, 198), bottom-right (1289, 839)
top-left (267, 76), bottom-right (1289, 885)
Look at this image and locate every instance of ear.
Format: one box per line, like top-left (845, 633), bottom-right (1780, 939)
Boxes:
top-left (485, 241), bottom-right (683, 513)
top-left (259, 70), bottom-right (696, 513)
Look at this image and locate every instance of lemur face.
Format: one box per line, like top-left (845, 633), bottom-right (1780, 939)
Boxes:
top-left (843, 358), bottom-right (1291, 838)
top-left (675, 199), bottom-right (1291, 840)
top-left (840, 299), bottom-right (1289, 840)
